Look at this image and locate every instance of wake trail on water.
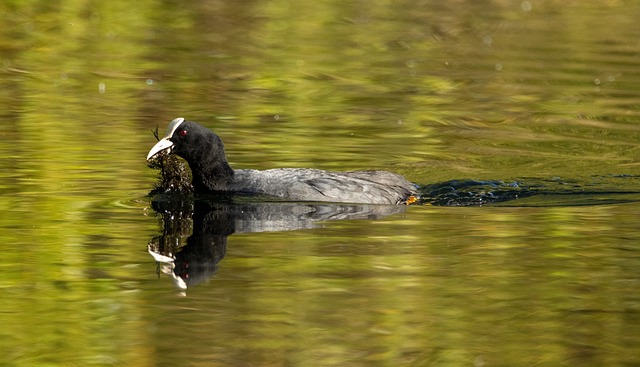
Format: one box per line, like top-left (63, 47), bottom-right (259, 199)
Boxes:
top-left (418, 175), bottom-right (640, 207)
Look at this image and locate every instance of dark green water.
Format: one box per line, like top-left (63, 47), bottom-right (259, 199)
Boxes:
top-left (1, 1), bottom-right (640, 366)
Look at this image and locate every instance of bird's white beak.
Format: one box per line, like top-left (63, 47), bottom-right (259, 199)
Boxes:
top-left (147, 137), bottom-right (174, 160)
top-left (147, 117), bottom-right (185, 160)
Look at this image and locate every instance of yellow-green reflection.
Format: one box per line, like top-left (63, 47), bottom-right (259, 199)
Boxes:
top-left (0, 0), bottom-right (639, 366)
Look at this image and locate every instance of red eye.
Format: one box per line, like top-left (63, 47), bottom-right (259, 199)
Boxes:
top-left (179, 130), bottom-right (187, 137)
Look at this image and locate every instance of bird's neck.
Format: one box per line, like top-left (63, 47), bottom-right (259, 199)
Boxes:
top-left (185, 136), bottom-right (236, 193)
top-left (189, 157), bottom-right (234, 192)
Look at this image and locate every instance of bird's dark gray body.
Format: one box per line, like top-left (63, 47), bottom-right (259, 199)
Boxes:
top-left (147, 118), bottom-right (417, 205)
top-left (231, 168), bottom-right (416, 204)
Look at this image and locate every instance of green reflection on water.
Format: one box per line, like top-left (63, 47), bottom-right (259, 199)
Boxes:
top-left (1, 0), bottom-right (640, 366)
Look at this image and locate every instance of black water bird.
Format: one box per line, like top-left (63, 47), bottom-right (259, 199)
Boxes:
top-left (147, 118), bottom-right (418, 204)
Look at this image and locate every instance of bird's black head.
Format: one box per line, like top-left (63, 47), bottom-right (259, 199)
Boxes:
top-left (147, 118), bottom-right (234, 191)
top-left (147, 118), bottom-right (227, 165)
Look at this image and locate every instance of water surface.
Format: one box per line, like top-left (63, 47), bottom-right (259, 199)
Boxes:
top-left (1, 1), bottom-right (640, 366)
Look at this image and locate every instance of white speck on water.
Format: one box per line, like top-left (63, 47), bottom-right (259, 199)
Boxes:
top-left (521, 1), bottom-right (532, 12)
top-left (98, 82), bottom-right (106, 94)
top-left (594, 78), bottom-right (601, 85)
top-left (495, 63), bottom-right (503, 71)
top-left (146, 79), bottom-right (154, 85)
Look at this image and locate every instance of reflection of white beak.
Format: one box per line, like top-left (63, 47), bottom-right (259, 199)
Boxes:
top-left (147, 137), bottom-right (174, 160)
top-left (148, 246), bottom-right (187, 291)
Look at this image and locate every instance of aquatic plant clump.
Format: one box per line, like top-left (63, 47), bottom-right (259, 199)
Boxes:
top-left (147, 127), bottom-right (194, 195)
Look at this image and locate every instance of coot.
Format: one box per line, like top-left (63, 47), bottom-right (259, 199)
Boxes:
top-left (147, 118), bottom-right (418, 204)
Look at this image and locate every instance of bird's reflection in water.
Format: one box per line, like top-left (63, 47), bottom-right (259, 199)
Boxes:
top-left (147, 196), bottom-right (407, 291)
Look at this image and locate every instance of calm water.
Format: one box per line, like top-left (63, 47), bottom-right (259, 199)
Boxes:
top-left (1, 1), bottom-right (640, 366)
